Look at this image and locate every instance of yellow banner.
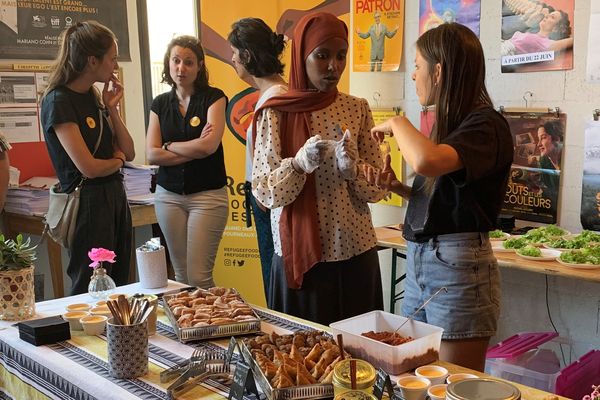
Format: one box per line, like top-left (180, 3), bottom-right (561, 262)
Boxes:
top-left (201, 0), bottom-right (350, 306)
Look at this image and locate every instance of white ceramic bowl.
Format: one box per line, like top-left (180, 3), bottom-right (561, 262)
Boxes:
top-left (427, 383), bottom-right (448, 400)
top-left (107, 293), bottom-right (128, 301)
top-left (397, 376), bottom-right (431, 400)
top-left (63, 311), bottom-right (90, 330)
top-left (415, 365), bottom-right (448, 385)
top-left (446, 373), bottom-right (478, 384)
top-left (65, 303), bottom-right (91, 313)
top-left (89, 306), bottom-right (112, 319)
top-left (80, 315), bottom-right (108, 336)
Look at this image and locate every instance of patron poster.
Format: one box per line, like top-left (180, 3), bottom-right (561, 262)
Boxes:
top-left (419, 0), bottom-right (481, 37)
top-left (500, 0), bottom-right (574, 73)
top-left (501, 111), bottom-right (566, 224)
top-left (581, 120), bottom-right (600, 229)
top-left (0, 0), bottom-right (130, 60)
top-left (353, 0), bottom-right (404, 72)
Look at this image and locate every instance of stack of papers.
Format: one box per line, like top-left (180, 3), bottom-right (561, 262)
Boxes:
top-left (122, 163), bottom-right (156, 204)
top-left (4, 176), bottom-right (57, 216)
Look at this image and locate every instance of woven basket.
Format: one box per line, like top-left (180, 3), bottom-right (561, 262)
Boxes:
top-left (0, 266), bottom-right (36, 321)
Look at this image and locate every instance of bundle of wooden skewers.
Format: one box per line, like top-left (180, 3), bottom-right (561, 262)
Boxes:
top-left (106, 295), bottom-right (154, 325)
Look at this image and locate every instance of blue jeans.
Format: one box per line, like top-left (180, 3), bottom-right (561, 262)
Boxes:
top-left (402, 232), bottom-right (501, 340)
top-left (249, 192), bottom-right (274, 300)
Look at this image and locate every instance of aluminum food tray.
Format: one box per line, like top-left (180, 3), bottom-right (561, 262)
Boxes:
top-left (240, 339), bottom-right (333, 400)
top-left (163, 291), bottom-right (261, 343)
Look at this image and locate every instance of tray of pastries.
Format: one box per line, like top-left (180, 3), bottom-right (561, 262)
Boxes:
top-left (240, 330), bottom-right (348, 400)
top-left (163, 287), bottom-right (261, 342)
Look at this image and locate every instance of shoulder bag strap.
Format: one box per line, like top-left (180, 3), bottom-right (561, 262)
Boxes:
top-left (92, 109), bottom-right (104, 156)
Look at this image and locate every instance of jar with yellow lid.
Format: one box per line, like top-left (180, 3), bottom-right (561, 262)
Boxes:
top-left (332, 359), bottom-right (376, 398)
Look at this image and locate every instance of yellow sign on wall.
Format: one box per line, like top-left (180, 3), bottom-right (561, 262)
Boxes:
top-left (372, 109), bottom-right (403, 207)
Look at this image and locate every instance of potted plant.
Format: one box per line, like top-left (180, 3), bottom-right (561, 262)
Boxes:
top-left (0, 234), bottom-right (37, 321)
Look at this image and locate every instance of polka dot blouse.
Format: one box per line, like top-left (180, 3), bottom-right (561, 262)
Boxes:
top-left (252, 92), bottom-right (387, 261)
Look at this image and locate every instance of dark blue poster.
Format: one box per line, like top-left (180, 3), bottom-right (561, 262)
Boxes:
top-left (0, 0), bottom-right (130, 61)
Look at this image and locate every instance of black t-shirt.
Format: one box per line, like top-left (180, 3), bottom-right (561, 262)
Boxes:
top-left (151, 87), bottom-right (228, 194)
top-left (41, 86), bottom-right (117, 193)
top-left (404, 107), bottom-right (514, 242)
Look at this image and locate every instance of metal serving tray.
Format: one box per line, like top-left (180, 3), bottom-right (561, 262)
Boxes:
top-left (240, 339), bottom-right (334, 400)
top-left (163, 290), bottom-right (261, 343)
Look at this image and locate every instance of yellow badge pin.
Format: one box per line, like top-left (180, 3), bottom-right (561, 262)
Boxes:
top-left (190, 116), bottom-right (201, 127)
top-left (86, 116), bottom-right (96, 129)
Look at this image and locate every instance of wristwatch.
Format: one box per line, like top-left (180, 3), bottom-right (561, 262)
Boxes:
top-left (162, 141), bottom-right (172, 151)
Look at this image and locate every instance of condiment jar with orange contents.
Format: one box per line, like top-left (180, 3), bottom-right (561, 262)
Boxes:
top-left (332, 359), bottom-right (376, 398)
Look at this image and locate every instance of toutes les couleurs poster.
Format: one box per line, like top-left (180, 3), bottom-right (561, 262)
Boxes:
top-left (502, 111), bottom-right (566, 224)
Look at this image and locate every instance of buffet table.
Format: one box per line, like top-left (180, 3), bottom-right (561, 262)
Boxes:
top-left (0, 281), bottom-right (566, 400)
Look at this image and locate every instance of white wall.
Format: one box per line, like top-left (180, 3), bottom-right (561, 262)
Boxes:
top-left (351, 1), bottom-right (600, 360)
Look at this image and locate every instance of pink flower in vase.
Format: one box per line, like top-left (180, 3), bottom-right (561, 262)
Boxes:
top-left (88, 248), bottom-right (116, 269)
top-left (583, 385), bottom-right (600, 400)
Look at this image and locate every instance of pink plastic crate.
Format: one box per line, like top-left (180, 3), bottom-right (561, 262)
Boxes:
top-left (486, 332), bottom-right (599, 396)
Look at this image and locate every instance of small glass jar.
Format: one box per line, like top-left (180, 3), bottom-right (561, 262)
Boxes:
top-left (446, 378), bottom-right (521, 400)
top-left (88, 266), bottom-right (116, 300)
top-left (332, 359), bottom-right (376, 398)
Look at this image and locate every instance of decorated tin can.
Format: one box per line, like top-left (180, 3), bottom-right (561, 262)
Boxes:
top-left (446, 378), bottom-right (521, 400)
top-left (334, 390), bottom-right (377, 400)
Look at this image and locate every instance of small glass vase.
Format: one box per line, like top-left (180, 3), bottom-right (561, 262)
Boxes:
top-left (88, 266), bottom-right (116, 299)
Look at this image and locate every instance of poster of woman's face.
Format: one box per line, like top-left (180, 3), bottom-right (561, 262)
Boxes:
top-left (506, 112), bottom-right (566, 170)
top-left (500, 0), bottom-right (574, 73)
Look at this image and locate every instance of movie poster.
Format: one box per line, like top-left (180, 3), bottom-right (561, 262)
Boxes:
top-left (586, 1), bottom-right (600, 82)
top-left (581, 120), bottom-right (600, 229)
top-left (0, 0), bottom-right (130, 60)
top-left (419, 0), bottom-right (481, 37)
top-left (500, 0), bottom-right (574, 73)
top-left (353, 0), bottom-right (404, 72)
top-left (372, 109), bottom-right (403, 207)
top-left (420, 107), bottom-right (435, 138)
top-left (501, 111), bottom-right (566, 224)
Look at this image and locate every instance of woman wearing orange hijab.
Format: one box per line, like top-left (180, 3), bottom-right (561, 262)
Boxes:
top-left (252, 12), bottom-right (387, 325)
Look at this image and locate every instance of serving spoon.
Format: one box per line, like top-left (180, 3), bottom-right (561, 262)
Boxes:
top-left (395, 286), bottom-right (448, 333)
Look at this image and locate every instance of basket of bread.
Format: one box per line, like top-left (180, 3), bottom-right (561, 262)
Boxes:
top-left (240, 330), bottom-right (349, 400)
top-left (163, 286), bottom-right (261, 342)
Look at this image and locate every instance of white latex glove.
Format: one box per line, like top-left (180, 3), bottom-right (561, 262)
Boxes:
top-left (294, 135), bottom-right (332, 174)
top-left (335, 129), bottom-right (359, 180)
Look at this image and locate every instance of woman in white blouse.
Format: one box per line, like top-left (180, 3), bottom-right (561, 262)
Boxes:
top-left (251, 12), bottom-right (387, 325)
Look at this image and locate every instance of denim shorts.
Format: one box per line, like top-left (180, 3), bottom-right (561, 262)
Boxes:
top-left (401, 232), bottom-right (501, 340)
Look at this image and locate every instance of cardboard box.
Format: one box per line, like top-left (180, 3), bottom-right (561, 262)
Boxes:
top-left (17, 315), bottom-right (70, 346)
